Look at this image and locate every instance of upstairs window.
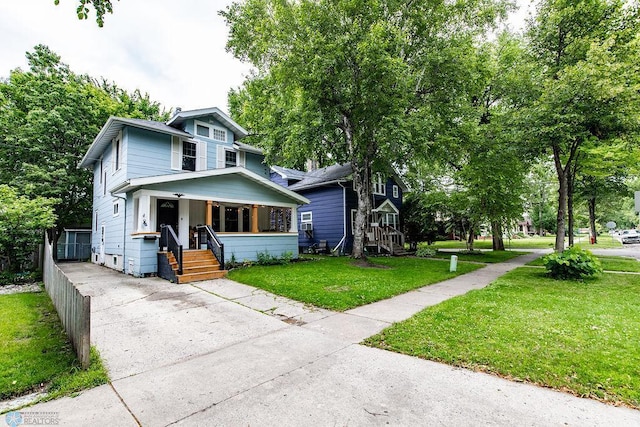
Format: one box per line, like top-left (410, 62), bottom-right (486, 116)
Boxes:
top-left (373, 174), bottom-right (386, 196)
top-left (225, 150), bottom-right (237, 168)
top-left (196, 124), bottom-right (210, 137)
top-left (172, 136), bottom-right (206, 171)
top-left (112, 132), bottom-right (122, 172)
top-left (392, 185), bottom-right (399, 198)
top-left (194, 120), bottom-right (227, 142)
top-left (182, 141), bottom-right (197, 171)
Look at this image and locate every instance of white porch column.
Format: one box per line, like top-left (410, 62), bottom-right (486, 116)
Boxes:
top-left (137, 194), bottom-right (151, 232)
top-left (289, 206), bottom-right (298, 233)
top-left (178, 199), bottom-right (190, 247)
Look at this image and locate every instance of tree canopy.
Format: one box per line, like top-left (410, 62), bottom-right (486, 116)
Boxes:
top-left (0, 45), bottom-right (168, 263)
top-left (223, 0), bottom-right (511, 257)
top-left (524, 0), bottom-right (640, 250)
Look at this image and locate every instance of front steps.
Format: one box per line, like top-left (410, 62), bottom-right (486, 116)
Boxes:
top-left (164, 249), bottom-right (227, 284)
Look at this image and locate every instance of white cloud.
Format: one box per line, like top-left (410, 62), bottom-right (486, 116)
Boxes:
top-left (0, 0), bottom-right (533, 115)
top-left (0, 0), bottom-right (251, 114)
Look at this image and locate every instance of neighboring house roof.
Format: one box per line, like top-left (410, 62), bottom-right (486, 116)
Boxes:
top-left (109, 166), bottom-right (310, 205)
top-left (287, 164), bottom-right (354, 191)
top-left (275, 163), bottom-right (409, 192)
top-left (79, 116), bottom-right (192, 168)
top-left (166, 107), bottom-right (248, 139)
top-left (270, 166), bottom-right (307, 181)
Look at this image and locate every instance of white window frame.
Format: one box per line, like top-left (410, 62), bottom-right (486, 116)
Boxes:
top-left (113, 200), bottom-right (120, 217)
top-left (112, 131), bottom-right (122, 173)
top-left (301, 211), bottom-right (313, 223)
top-left (172, 136), bottom-right (207, 171)
top-left (194, 120), bottom-right (227, 142)
top-left (224, 149), bottom-right (238, 168)
top-left (373, 174), bottom-right (386, 196)
top-left (392, 185), bottom-right (399, 198)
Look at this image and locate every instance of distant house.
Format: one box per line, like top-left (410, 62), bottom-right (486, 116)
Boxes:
top-left (80, 107), bottom-right (309, 283)
top-left (271, 164), bottom-right (408, 255)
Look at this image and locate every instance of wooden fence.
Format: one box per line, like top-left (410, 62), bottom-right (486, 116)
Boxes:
top-left (43, 240), bottom-right (91, 368)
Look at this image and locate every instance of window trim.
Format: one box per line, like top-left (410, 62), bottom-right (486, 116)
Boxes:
top-left (113, 200), bottom-right (120, 217)
top-left (300, 211), bottom-right (313, 223)
top-left (392, 185), bottom-right (399, 198)
top-left (194, 120), bottom-right (227, 142)
top-left (373, 174), bottom-right (386, 196)
top-left (224, 149), bottom-right (238, 168)
top-left (112, 131), bottom-right (122, 173)
top-left (182, 140), bottom-right (197, 172)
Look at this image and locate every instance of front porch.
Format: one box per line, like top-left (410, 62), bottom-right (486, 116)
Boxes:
top-left (112, 168), bottom-right (308, 280)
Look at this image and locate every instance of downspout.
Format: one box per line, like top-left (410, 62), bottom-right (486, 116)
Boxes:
top-left (112, 192), bottom-right (127, 273)
top-left (333, 182), bottom-right (347, 254)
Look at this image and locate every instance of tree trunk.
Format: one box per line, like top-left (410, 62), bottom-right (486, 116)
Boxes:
top-left (467, 221), bottom-right (475, 251)
top-left (491, 221), bottom-right (505, 250)
top-left (567, 168), bottom-right (575, 247)
top-left (344, 115), bottom-right (373, 259)
top-left (553, 145), bottom-right (568, 252)
top-left (588, 197), bottom-right (597, 244)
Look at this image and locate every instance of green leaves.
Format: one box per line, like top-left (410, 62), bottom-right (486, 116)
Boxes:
top-left (543, 246), bottom-right (603, 279)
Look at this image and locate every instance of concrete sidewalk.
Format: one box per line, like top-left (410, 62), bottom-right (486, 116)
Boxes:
top-left (6, 253), bottom-right (640, 426)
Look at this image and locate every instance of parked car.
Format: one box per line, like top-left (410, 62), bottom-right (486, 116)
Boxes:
top-left (619, 229), bottom-right (640, 244)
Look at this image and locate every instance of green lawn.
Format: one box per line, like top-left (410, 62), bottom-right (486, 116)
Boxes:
top-left (228, 256), bottom-right (484, 311)
top-left (365, 268), bottom-right (640, 408)
top-left (431, 250), bottom-right (529, 263)
top-left (527, 254), bottom-right (640, 272)
top-left (0, 289), bottom-right (108, 403)
top-left (430, 235), bottom-right (622, 250)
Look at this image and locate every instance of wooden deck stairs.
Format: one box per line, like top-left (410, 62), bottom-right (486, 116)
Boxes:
top-left (166, 249), bottom-right (227, 284)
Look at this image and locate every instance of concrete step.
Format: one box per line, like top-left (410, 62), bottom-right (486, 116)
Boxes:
top-left (176, 270), bottom-right (228, 284)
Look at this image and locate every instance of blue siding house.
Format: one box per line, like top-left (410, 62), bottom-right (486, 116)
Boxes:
top-left (80, 107), bottom-right (309, 282)
top-left (270, 164), bottom-right (407, 255)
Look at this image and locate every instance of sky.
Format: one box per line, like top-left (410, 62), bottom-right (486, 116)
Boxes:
top-left (0, 0), bottom-right (534, 115)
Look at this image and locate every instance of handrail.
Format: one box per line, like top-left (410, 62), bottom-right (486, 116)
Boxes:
top-left (196, 225), bottom-right (225, 270)
top-left (366, 225), bottom-right (405, 255)
top-left (160, 225), bottom-right (183, 275)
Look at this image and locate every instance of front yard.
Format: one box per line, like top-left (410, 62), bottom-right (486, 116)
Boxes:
top-left (227, 256), bottom-right (484, 311)
top-left (0, 288), bottom-right (108, 406)
top-left (364, 267), bottom-right (640, 408)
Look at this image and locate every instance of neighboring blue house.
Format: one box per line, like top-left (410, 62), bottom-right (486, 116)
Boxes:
top-left (270, 164), bottom-right (408, 255)
top-left (80, 107), bottom-right (309, 282)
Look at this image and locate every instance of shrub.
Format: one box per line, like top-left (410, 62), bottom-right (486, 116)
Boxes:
top-left (415, 247), bottom-right (436, 257)
top-left (543, 246), bottom-right (602, 280)
top-left (255, 250), bottom-right (293, 266)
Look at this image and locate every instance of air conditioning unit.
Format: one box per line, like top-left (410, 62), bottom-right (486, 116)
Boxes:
top-left (301, 222), bottom-right (313, 231)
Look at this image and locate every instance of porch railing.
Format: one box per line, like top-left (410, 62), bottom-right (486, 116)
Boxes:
top-left (197, 225), bottom-right (225, 270)
top-left (160, 224), bottom-right (183, 275)
top-left (366, 225), bottom-right (405, 255)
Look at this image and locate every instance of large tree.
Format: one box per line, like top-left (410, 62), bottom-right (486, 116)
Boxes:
top-left (0, 45), bottom-right (168, 256)
top-left (222, 0), bottom-right (510, 258)
top-left (524, 0), bottom-right (640, 251)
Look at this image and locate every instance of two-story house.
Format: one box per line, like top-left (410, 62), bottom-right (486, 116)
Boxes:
top-left (80, 107), bottom-right (308, 282)
top-left (270, 163), bottom-right (408, 255)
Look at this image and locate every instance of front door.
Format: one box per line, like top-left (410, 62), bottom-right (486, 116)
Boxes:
top-left (157, 199), bottom-right (179, 233)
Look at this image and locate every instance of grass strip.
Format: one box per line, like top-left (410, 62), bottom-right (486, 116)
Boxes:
top-left (228, 256), bottom-right (484, 311)
top-left (0, 289), bottom-right (109, 403)
top-left (365, 268), bottom-right (640, 408)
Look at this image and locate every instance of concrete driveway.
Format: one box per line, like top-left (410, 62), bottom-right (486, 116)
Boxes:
top-left (17, 260), bottom-right (640, 426)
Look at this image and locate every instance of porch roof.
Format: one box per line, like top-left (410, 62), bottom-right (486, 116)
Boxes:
top-left (109, 167), bottom-right (310, 205)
